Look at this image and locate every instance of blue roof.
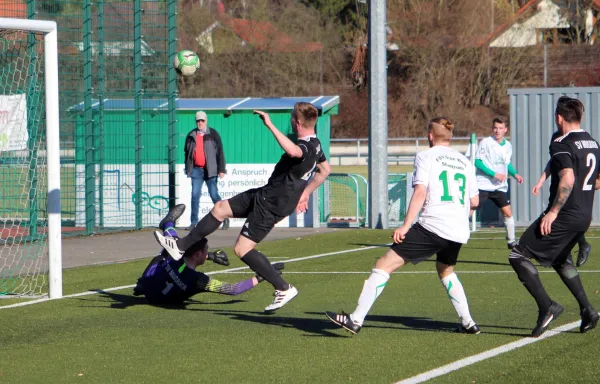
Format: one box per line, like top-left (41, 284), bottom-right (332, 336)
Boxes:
top-left (68, 96), bottom-right (339, 115)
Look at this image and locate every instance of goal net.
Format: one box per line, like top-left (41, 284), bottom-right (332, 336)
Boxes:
top-left (0, 18), bottom-right (61, 298)
top-left (323, 173), bottom-right (368, 227)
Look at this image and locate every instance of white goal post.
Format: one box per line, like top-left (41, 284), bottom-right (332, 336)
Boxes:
top-left (0, 17), bottom-right (62, 298)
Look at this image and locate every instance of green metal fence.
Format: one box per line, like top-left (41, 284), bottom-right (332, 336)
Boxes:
top-left (323, 173), bottom-right (368, 227)
top-left (322, 173), bottom-right (408, 228)
top-left (388, 173), bottom-right (407, 227)
top-left (0, 0), bottom-right (178, 234)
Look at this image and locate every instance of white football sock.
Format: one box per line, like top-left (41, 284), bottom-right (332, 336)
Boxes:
top-left (350, 269), bottom-right (390, 325)
top-left (440, 273), bottom-right (473, 327)
top-left (505, 216), bottom-right (515, 243)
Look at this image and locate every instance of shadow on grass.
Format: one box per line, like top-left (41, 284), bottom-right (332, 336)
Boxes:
top-left (308, 312), bottom-right (529, 337)
top-left (310, 312), bottom-right (460, 334)
top-left (209, 311), bottom-right (347, 338)
top-left (367, 314), bottom-right (531, 337)
top-left (78, 292), bottom-right (350, 336)
top-left (81, 289), bottom-right (247, 310)
top-left (81, 291), bottom-right (530, 337)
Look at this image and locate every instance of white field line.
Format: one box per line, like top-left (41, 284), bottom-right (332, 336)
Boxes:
top-left (219, 270), bottom-right (600, 275)
top-left (394, 321), bottom-right (580, 384)
top-left (470, 236), bottom-right (600, 240)
top-left (0, 245), bottom-right (381, 310)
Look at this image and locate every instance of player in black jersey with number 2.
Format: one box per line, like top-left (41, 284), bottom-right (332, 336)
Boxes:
top-left (509, 96), bottom-right (599, 337)
top-left (532, 130), bottom-right (592, 267)
top-left (154, 102), bottom-right (331, 312)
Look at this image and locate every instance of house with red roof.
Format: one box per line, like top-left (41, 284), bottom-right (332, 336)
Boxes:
top-left (196, 0), bottom-right (322, 54)
top-left (477, 0), bottom-right (600, 87)
top-left (0, 1), bottom-right (27, 18)
top-left (482, 0), bottom-right (600, 47)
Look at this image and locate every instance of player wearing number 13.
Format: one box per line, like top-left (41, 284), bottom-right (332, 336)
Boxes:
top-left (326, 118), bottom-right (481, 335)
top-left (509, 96), bottom-right (600, 337)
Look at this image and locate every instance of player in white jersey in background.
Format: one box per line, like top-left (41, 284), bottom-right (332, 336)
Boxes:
top-left (474, 117), bottom-right (524, 249)
top-left (326, 117), bottom-right (481, 335)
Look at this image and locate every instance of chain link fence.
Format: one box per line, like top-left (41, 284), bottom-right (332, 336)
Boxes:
top-left (0, 0), bottom-right (178, 235)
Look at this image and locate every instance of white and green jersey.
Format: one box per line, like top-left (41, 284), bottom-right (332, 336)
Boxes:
top-left (475, 136), bottom-right (512, 192)
top-left (413, 145), bottom-right (478, 244)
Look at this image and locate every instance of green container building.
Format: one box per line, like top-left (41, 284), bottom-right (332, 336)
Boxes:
top-left (70, 96), bottom-right (339, 229)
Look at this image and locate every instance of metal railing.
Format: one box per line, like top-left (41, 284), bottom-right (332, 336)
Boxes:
top-left (330, 136), bottom-right (502, 166)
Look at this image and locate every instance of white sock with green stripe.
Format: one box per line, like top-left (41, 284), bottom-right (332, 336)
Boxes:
top-left (441, 273), bottom-right (473, 327)
top-left (505, 216), bottom-right (515, 243)
top-left (350, 269), bottom-right (389, 325)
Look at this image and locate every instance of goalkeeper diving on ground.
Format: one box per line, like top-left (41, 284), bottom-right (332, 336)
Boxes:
top-left (133, 204), bottom-right (284, 305)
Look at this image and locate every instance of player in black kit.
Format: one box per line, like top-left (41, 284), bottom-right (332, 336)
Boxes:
top-left (133, 204), bottom-right (284, 305)
top-left (154, 102), bottom-right (331, 312)
top-left (509, 96), bottom-right (600, 337)
top-left (532, 130), bottom-right (592, 267)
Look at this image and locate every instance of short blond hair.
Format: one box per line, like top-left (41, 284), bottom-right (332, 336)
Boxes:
top-left (428, 117), bottom-right (454, 142)
top-left (293, 102), bottom-right (318, 128)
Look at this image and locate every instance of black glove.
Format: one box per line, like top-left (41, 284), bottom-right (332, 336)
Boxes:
top-left (207, 249), bottom-right (230, 266)
top-left (256, 262), bottom-right (285, 283)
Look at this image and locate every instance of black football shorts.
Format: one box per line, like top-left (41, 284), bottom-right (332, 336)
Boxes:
top-left (516, 215), bottom-right (584, 267)
top-left (228, 188), bottom-right (285, 243)
top-left (478, 190), bottom-right (510, 209)
top-left (390, 223), bottom-right (463, 266)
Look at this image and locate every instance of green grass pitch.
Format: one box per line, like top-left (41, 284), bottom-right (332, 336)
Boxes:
top-left (1, 229), bottom-right (600, 383)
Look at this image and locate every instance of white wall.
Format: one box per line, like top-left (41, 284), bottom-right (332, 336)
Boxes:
top-left (491, 0), bottom-right (570, 48)
top-left (75, 163), bottom-right (310, 228)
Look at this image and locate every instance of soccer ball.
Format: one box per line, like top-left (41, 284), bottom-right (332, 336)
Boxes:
top-left (173, 50), bottom-right (200, 76)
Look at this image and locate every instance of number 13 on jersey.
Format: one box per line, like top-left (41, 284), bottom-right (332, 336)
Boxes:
top-left (439, 170), bottom-right (467, 205)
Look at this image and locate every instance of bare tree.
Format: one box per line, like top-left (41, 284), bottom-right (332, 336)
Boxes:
top-left (378, 0), bottom-right (537, 136)
top-left (177, 0), bottom-right (343, 97)
top-left (175, 0), bottom-right (549, 138)
top-left (556, 0), bottom-right (597, 44)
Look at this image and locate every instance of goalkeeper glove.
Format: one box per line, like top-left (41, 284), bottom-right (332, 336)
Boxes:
top-left (207, 249), bottom-right (230, 266)
top-left (256, 262), bottom-right (285, 283)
